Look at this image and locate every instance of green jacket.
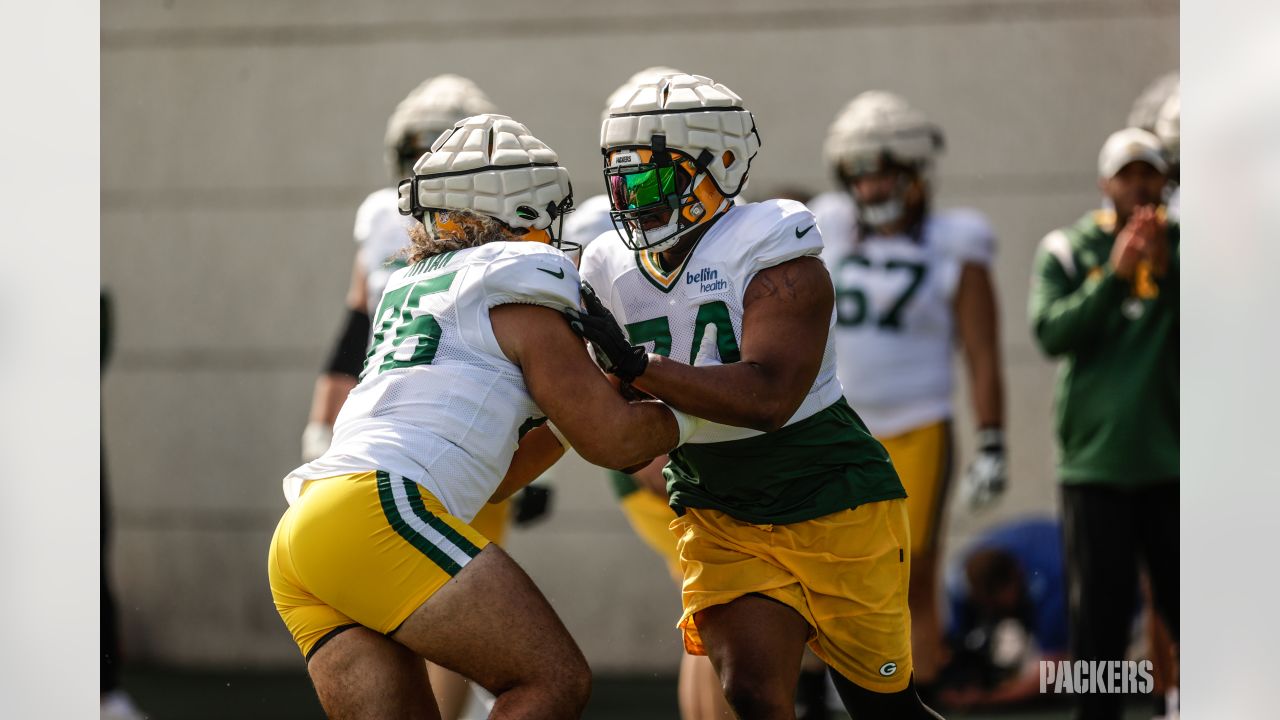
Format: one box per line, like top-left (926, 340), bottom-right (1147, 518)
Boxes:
top-left (1028, 210), bottom-right (1179, 485)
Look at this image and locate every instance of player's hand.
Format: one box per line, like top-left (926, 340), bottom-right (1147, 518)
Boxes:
top-left (961, 428), bottom-right (1006, 512)
top-left (1110, 206), bottom-right (1155, 280)
top-left (563, 282), bottom-right (649, 382)
top-left (1146, 209), bottom-right (1170, 277)
top-left (512, 484), bottom-right (554, 526)
top-left (301, 421), bottom-right (332, 463)
top-left (691, 322), bottom-right (724, 367)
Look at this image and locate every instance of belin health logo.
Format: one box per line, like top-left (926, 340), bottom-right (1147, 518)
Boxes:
top-left (686, 267), bottom-right (727, 294)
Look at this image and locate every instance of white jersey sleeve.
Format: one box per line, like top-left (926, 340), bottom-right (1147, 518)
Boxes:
top-left (928, 208), bottom-right (996, 301)
top-left (933, 208), bottom-right (996, 267)
top-left (479, 243), bottom-right (581, 312)
top-left (354, 188), bottom-right (416, 313)
top-left (457, 242), bottom-right (581, 360)
top-left (737, 199), bottom-right (825, 282)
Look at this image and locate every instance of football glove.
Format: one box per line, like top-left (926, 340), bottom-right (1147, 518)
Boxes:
top-left (301, 421), bottom-right (333, 463)
top-left (960, 428), bottom-right (1007, 512)
top-left (513, 484), bottom-right (554, 527)
top-left (564, 281), bottom-right (649, 382)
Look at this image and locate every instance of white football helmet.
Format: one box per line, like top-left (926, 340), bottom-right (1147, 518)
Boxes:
top-left (384, 74), bottom-right (497, 181)
top-left (1155, 89), bottom-right (1180, 167)
top-left (600, 73), bottom-right (760, 252)
top-left (601, 66), bottom-right (684, 120)
top-left (1127, 71), bottom-right (1179, 133)
top-left (397, 114), bottom-right (575, 251)
top-left (823, 91), bottom-right (944, 227)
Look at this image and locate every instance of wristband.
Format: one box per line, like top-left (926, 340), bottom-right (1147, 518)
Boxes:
top-left (545, 420), bottom-right (570, 449)
top-left (976, 427), bottom-right (1005, 451)
top-left (664, 404), bottom-right (702, 446)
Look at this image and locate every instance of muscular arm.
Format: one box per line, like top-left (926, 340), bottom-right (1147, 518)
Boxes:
top-left (954, 263), bottom-right (1004, 429)
top-left (489, 424), bottom-right (566, 504)
top-left (491, 303), bottom-right (680, 472)
top-left (631, 256), bottom-right (832, 433)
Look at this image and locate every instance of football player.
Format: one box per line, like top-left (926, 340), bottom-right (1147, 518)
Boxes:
top-left (268, 114), bottom-right (700, 719)
top-left (297, 74), bottom-right (529, 719)
top-left (562, 66), bottom-right (734, 720)
top-left (809, 91), bottom-right (1007, 698)
top-left (1155, 88), bottom-right (1180, 220)
top-left (576, 73), bottom-right (941, 719)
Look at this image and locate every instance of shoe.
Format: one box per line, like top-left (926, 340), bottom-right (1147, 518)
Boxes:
top-left (101, 689), bottom-right (147, 720)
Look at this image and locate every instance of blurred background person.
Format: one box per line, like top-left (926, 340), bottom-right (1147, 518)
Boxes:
top-left (1127, 71), bottom-right (1180, 221)
top-left (937, 516), bottom-right (1068, 712)
top-left (102, 290), bottom-right (147, 720)
top-left (1028, 127), bottom-right (1179, 720)
top-left (1155, 88), bottom-right (1180, 222)
top-left (812, 90), bottom-right (1007, 702)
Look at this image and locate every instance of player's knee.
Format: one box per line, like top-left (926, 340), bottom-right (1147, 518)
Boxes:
top-left (535, 643), bottom-right (590, 710)
top-left (721, 672), bottom-right (790, 719)
top-left (562, 659), bottom-right (592, 710)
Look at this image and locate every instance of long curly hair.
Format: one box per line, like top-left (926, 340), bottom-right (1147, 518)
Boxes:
top-left (406, 210), bottom-right (509, 263)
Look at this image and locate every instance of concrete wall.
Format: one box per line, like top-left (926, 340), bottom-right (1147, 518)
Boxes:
top-left (102, 0), bottom-right (1178, 670)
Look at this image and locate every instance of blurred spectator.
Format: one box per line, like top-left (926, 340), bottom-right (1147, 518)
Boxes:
top-left (813, 90), bottom-right (1007, 700)
top-left (101, 290), bottom-right (148, 720)
top-left (1028, 128), bottom-right (1179, 720)
top-left (1127, 72), bottom-right (1179, 133)
top-left (937, 517), bottom-right (1068, 711)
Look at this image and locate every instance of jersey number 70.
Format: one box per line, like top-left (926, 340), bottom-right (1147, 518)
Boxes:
top-left (623, 300), bottom-right (742, 364)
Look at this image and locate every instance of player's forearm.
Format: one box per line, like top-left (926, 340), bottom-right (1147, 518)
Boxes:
top-left (632, 355), bottom-right (802, 433)
top-left (555, 399), bottom-right (681, 471)
top-left (308, 373), bottom-right (358, 425)
top-left (967, 355), bottom-right (1004, 429)
top-left (1031, 267), bottom-right (1126, 357)
top-left (490, 425), bottom-right (565, 503)
top-left (956, 265), bottom-right (1004, 428)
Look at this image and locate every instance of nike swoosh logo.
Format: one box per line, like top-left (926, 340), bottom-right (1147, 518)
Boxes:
top-left (537, 267), bottom-right (565, 279)
top-left (795, 225), bottom-right (814, 238)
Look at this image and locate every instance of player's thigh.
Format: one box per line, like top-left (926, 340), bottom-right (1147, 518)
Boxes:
top-left (390, 544), bottom-right (588, 695)
top-left (272, 471), bottom-right (490, 660)
top-left (308, 625), bottom-right (440, 720)
top-left (695, 594), bottom-right (809, 711)
top-left (877, 421), bottom-right (951, 556)
top-left (784, 499), bottom-right (914, 694)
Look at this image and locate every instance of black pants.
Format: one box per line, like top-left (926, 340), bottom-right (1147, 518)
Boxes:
top-left (102, 446), bottom-right (122, 695)
top-left (1061, 481), bottom-right (1178, 720)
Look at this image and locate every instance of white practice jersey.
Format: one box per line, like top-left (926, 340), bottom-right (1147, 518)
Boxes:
top-left (285, 242), bottom-right (581, 522)
top-left (580, 199), bottom-right (843, 445)
top-left (810, 191), bottom-right (995, 437)
top-left (354, 188), bottom-right (417, 314)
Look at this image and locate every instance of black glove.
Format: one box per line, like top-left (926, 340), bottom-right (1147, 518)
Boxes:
top-left (564, 281), bottom-right (649, 383)
top-left (513, 484), bottom-right (554, 526)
